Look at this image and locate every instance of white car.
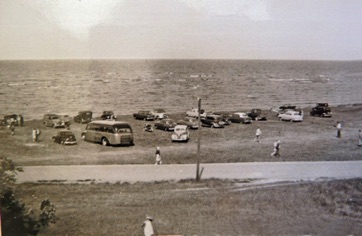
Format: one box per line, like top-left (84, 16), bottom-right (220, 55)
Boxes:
top-left (151, 109), bottom-right (168, 120)
top-left (186, 108), bottom-right (206, 118)
top-left (171, 125), bottom-right (190, 142)
top-left (278, 110), bottom-right (303, 122)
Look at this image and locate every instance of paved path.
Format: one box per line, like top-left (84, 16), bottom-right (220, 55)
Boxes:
top-left (17, 161), bottom-right (362, 184)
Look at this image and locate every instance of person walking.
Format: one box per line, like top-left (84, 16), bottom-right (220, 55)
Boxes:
top-left (358, 130), bottom-right (362, 147)
top-left (335, 121), bottom-right (342, 138)
top-left (271, 140), bottom-right (281, 157)
top-left (255, 127), bottom-right (262, 142)
top-left (142, 216), bottom-right (154, 236)
top-left (155, 147), bottom-right (162, 165)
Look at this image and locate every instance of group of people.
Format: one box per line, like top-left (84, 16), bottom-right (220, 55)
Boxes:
top-left (254, 127), bottom-right (281, 157)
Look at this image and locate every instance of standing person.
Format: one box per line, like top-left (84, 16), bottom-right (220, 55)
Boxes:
top-left (255, 127), bottom-right (262, 142)
top-left (271, 140), bottom-right (281, 157)
top-left (155, 146), bottom-right (162, 165)
top-left (335, 121), bottom-right (342, 138)
top-left (142, 216), bottom-right (154, 236)
top-left (19, 115), bottom-right (24, 127)
top-left (32, 128), bottom-right (38, 142)
top-left (9, 123), bottom-right (15, 135)
top-left (358, 130), bottom-right (362, 147)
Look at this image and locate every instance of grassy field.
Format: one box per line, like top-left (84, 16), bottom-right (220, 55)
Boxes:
top-left (13, 178), bottom-right (362, 236)
top-left (2, 105), bottom-right (362, 235)
top-left (1, 104), bottom-right (362, 166)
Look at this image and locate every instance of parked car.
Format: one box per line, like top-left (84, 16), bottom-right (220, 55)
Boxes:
top-left (177, 117), bottom-right (199, 129)
top-left (228, 112), bottom-right (252, 124)
top-left (151, 108), bottom-right (168, 120)
top-left (154, 118), bottom-right (177, 131)
top-left (271, 104), bottom-right (297, 115)
top-left (278, 110), bottom-right (303, 122)
top-left (171, 125), bottom-right (190, 142)
top-left (43, 114), bottom-right (67, 128)
top-left (52, 131), bottom-right (77, 145)
top-left (101, 111), bottom-right (115, 120)
top-left (310, 103), bottom-right (332, 117)
top-left (133, 111), bottom-right (155, 121)
top-left (210, 112), bottom-right (232, 125)
top-left (57, 113), bottom-right (72, 126)
top-left (200, 115), bottom-right (225, 128)
top-left (0, 114), bottom-right (19, 126)
top-left (247, 109), bottom-right (267, 121)
top-left (186, 108), bottom-right (206, 118)
top-left (74, 111), bottom-right (93, 123)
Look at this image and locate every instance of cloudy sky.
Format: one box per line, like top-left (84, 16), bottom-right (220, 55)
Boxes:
top-left (1, 0), bottom-right (361, 60)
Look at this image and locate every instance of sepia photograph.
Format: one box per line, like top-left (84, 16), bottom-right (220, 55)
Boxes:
top-left (1, 0), bottom-right (362, 235)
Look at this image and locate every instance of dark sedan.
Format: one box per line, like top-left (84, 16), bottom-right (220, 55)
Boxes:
top-left (52, 131), bottom-right (77, 145)
top-left (177, 117), bottom-right (199, 129)
top-left (154, 118), bottom-right (177, 131)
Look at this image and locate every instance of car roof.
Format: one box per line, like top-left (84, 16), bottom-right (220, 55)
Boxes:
top-left (234, 112), bottom-right (247, 115)
top-left (58, 131), bottom-right (74, 134)
top-left (175, 125), bottom-right (188, 129)
top-left (89, 120), bottom-right (130, 125)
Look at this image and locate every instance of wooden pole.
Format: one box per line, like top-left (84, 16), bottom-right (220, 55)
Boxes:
top-left (196, 98), bottom-right (201, 181)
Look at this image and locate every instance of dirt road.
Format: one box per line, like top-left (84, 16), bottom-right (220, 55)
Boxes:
top-left (17, 161), bottom-right (362, 184)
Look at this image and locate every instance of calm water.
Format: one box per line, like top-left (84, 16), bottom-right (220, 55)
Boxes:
top-left (1, 59), bottom-right (362, 120)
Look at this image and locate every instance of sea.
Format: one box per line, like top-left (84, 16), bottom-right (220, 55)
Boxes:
top-left (1, 59), bottom-right (362, 120)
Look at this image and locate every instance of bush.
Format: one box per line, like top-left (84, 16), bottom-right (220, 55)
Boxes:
top-left (1, 157), bottom-right (57, 235)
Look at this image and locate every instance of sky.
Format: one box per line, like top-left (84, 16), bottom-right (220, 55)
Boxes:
top-left (1, 0), bottom-right (362, 60)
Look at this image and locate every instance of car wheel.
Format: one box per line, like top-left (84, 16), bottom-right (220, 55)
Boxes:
top-left (101, 138), bottom-right (109, 146)
top-left (81, 134), bottom-right (85, 140)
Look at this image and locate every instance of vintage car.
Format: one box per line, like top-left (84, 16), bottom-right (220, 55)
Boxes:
top-left (154, 118), bottom-right (177, 131)
top-left (247, 109), bottom-right (267, 121)
top-left (101, 111), bottom-right (115, 120)
top-left (0, 114), bottom-right (20, 126)
top-left (271, 104), bottom-right (297, 115)
top-left (57, 113), bottom-right (72, 126)
top-left (210, 112), bottom-right (232, 125)
top-left (74, 111), bottom-right (93, 123)
top-left (133, 111), bottom-right (155, 121)
top-left (310, 103), bottom-right (332, 117)
top-left (200, 115), bottom-right (225, 128)
top-left (43, 114), bottom-right (67, 128)
top-left (186, 108), bottom-right (206, 118)
top-left (150, 108), bottom-right (168, 120)
top-left (228, 112), bottom-right (252, 124)
top-left (278, 110), bottom-right (303, 122)
top-left (52, 131), bottom-right (77, 145)
top-left (171, 125), bottom-right (190, 142)
top-left (177, 117), bottom-right (199, 129)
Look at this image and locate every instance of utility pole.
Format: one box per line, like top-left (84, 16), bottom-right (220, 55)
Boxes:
top-left (196, 98), bottom-right (201, 181)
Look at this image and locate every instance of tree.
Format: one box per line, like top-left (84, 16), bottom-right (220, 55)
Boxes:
top-left (1, 157), bottom-right (57, 235)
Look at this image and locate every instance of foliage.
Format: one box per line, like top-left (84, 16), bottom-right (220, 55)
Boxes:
top-left (1, 157), bottom-right (57, 235)
top-left (0, 157), bottom-right (23, 190)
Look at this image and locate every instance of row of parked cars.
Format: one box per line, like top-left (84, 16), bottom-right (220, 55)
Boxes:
top-left (34, 102), bottom-right (334, 146)
top-left (270, 103), bottom-right (332, 122)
